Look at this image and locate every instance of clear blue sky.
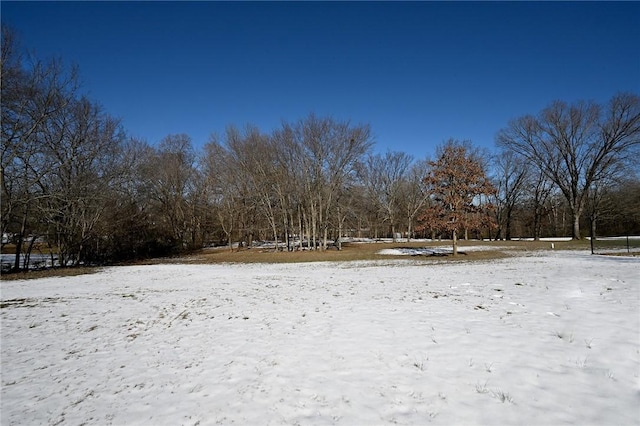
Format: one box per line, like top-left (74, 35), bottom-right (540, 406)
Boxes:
top-left (3, 1), bottom-right (639, 159)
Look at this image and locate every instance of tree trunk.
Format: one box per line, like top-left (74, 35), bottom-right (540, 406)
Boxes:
top-left (572, 211), bottom-right (581, 240)
top-left (337, 207), bottom-right (343, 250)
top-left (271, 219), bottom-right (279, 252)
top-left (14, 234), bottom-right (24, 271)
top-left (533, 206), bottom-right (542, 241)
top-left (495, 226), bottom-right (503, 241)
top-left (14, 210), bottom-right (29, 271)
top-left (310, 201), bottom-right (317, 250)
top-left (23, 235), bottom-right (36, 270)
top-left (322, 224), bottom-right (329, 251)
top-left (452, 229), bottom-right (458, 256)
top-left (304, 209), bottom-right (311, 250)
top-left (589, 214), bottom-right (596, 255)
top-left (284, 214), bottom-right (291, 252)
top-left (298, 206), bottom-right (303, 251)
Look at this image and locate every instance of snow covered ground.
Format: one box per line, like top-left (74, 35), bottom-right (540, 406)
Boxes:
top-left (1, 250), bottom-right (639, 425)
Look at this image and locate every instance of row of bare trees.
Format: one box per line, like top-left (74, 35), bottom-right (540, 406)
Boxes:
top-left (1, 27), bottom-right (130, 269)
top-left (495, 93), bottom-right (640, 240)
top-left (203, 118), bottom-right (374, 252)
top-left (2, 26), bottom-right (639, 270)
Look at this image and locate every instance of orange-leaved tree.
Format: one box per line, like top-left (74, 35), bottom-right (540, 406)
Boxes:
top-left (418, 139), bottom-right (497, 255)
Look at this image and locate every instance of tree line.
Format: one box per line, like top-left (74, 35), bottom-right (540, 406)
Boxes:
top-left (2, 27), bottom-right (639, 270)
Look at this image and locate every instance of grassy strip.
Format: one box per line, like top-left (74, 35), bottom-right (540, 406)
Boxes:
top-left (0, 267), bottom-right (102, 281)
top-left (1, 239), bottom-right (596, 280)
top-left (175, 239), bottom-right (588, 264)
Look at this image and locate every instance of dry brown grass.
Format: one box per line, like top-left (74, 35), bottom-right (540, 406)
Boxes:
top-left (0, 239), bottom-right (592, 280)
top-left (0, 267), bottom-right (102, 281)
top-left (178, 239), bottom-right (584, 265)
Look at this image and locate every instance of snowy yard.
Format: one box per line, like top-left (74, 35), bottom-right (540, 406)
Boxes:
top-left (1, 250), bottom-right (639, 425)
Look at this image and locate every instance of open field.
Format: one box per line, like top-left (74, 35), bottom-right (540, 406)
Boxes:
top-left (1, 248), bottom-right (638, 425)
top-left (2, 238), bottom-right (636, 281)
top-left (0, 239), bottom-right (564, 280)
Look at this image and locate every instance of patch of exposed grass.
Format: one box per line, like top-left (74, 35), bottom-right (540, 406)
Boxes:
top-left (0, 239), bottom-right (596, 279)
top-left (180, 241), bottom-right (517, 265)
top-left (0, 267), bottom-right (101, 281)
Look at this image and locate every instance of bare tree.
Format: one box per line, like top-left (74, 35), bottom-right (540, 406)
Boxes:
top-left (491, 150), bottom-right (530, 240)
top-left (38, 97), bottom-right (125, 266)
top-left (139, 134), bottom-right (199, 251)
top-left (91, 138), bottom-right (164, 262)
top-left (359, 151), bottom-right (412, 241)
top-left (270, 124), bottom-right (304, 250)
top-left (1, 26), bottom-right (79, 269)
top-left (224, 125), bottom-right (284, 250)
top-left (201, 117), bottom-right (372, 251)
top-left (203, 133), bottom-right (254, 250)
top-left (524, 167), bottom-right (555, 240)
top-left (497, 93), bottom-right (640, 239)
top-left (397, 159), bottom-right (431, 241)
top-left (291, 115), bottom-right (374, 250)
